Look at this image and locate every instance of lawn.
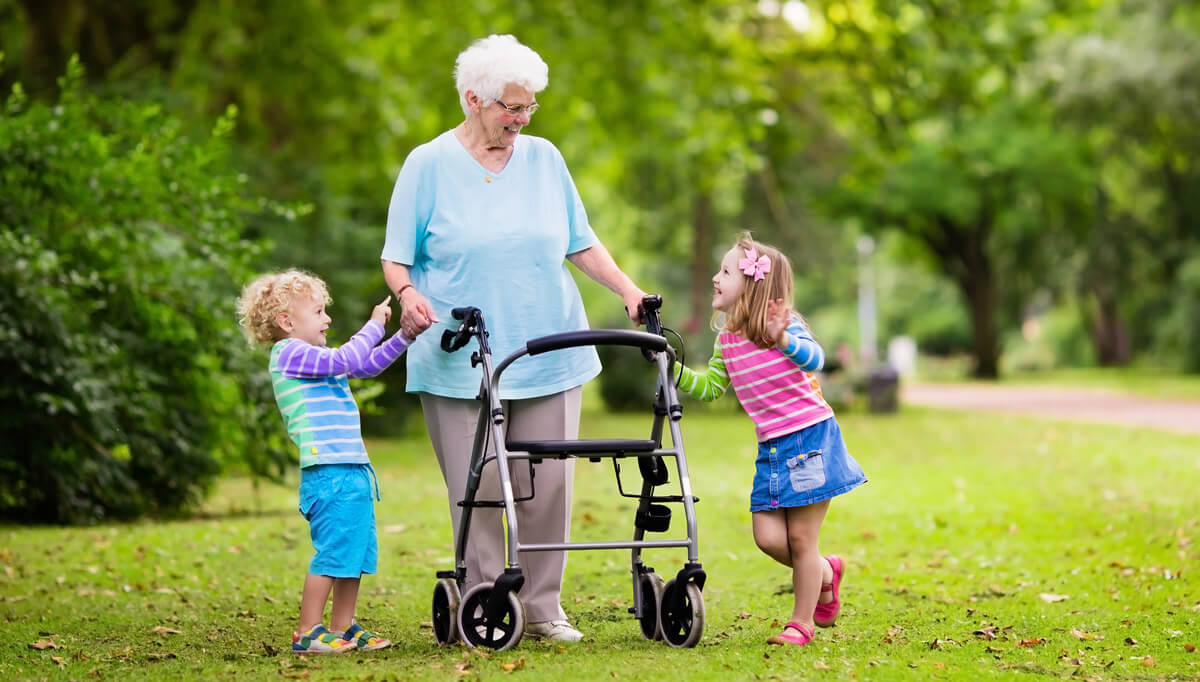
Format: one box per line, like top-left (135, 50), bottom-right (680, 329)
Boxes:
top-left (2, 403), bottom-right (1198, 680)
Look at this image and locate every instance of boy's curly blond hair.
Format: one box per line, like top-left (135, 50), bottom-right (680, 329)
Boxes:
top-left (236, 269), bottom-right (332, 347)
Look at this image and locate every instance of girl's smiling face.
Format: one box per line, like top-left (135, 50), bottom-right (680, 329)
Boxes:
top-left (712, 247), bottom-right (747, 314)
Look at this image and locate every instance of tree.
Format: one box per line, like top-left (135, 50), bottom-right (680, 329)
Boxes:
top-left (1042, 1), bottom-right (1200, 367)
top-left (804, 0), bottom-right (1094, 377)
top-left (0, 60), bottom-right (291, 522)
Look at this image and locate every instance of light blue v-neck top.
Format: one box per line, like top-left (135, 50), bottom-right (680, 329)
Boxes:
top-left (382, 130), bottom-right (602, 399)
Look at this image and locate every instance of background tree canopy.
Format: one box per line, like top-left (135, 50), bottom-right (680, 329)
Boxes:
top-left (2, 0), bottom-right (1198, 521)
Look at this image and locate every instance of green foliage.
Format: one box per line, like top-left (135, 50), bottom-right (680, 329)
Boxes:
top-left (594, 337), bottom-right (670, 413)
top-left (0, 59), bottom-right (290, 523)
top-left (1156, 255), bottom-right (1200, 372)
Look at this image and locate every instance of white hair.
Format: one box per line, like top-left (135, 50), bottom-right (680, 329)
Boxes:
top-left (454, 34), bottom-right (549, 116)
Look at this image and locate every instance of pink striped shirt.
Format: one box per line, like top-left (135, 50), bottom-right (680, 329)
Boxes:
top-left (717, 331), bottom-right (833, 441)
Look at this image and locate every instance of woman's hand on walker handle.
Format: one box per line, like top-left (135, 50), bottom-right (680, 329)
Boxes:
top-left (622, 287), bottom-right (650, 325)
top-left (398, 287), bottom-right (438, 338)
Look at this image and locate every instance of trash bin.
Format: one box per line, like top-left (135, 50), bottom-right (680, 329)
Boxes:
top-left (865, 364), bottom-right (899, 413)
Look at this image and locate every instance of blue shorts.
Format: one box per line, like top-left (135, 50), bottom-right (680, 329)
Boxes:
top-left (299, 463), bottom-right (379, 578)
top-left (750, 417), bottom-right (867, 512)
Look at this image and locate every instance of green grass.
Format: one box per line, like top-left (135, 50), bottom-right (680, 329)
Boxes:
top-left (3, 405), bottom-right (1199, 680)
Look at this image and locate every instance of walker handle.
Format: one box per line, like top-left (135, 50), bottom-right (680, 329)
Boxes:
top-left (524, 329), bottom-right (667, 357)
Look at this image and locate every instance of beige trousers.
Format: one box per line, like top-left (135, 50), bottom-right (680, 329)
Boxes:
top-left (420, 386), bottom-right (581, 623)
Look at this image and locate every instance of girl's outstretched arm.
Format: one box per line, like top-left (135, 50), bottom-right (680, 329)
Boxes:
top-left (777, 317), bottom-right (825, 372)
top-left (674, 338), bottom-right (729, 401)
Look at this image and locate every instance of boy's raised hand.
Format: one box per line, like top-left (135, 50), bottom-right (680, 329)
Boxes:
top-left (766, 298), bottom-right (790, 346)
top-left (371, 297), bottom-right (393, 327)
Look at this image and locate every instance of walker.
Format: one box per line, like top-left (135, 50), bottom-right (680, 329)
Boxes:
top-left (429, 295), bottom-right (706, 651)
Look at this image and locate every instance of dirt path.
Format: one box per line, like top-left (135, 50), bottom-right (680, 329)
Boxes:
top-left (901, 382), bottom-right (1200, 436)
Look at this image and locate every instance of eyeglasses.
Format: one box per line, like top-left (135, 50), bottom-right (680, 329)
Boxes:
top-left (494, 99), bottom-right (539, 116)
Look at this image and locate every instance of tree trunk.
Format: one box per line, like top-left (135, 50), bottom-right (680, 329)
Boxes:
top-left (961, 271), bottom-right (1000, 379)
top-left (689, 192), bottom-right (715, 334)
top-left (1087, 286), bottom-right (1132, 366)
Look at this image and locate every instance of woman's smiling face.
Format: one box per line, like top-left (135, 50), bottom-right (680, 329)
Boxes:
top-left (478, 83), bottom-right (536, 148)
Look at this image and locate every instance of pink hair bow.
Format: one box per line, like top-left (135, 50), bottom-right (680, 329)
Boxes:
top-left (738, 248), bottom-right (771, 281)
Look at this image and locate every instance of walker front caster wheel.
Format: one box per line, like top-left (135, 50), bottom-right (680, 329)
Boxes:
top-left (637, 572), bottom-right (665, 640)
top-left (432, 579), bottom-right (462, 645)
top-left (457, 582), bottom-right (526, 651)
top-left (659, 578), bottom-right (704, 648)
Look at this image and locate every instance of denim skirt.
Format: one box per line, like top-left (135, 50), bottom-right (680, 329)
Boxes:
top-left (749, 417), bottom-right (867, 512)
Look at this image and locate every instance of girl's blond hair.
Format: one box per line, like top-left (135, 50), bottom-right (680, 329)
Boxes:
top-left (236, 269), bottom-right (331, 347)
top-left (714, 233), bottom-right (799, 348)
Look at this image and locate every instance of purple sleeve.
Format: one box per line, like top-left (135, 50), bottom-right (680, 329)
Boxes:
top-left (347, 331), bottom-right (412, 378)
top-left (275, 321), bottom-right (387, 378)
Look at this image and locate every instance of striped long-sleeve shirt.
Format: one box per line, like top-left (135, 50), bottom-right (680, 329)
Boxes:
top-left (270, 320), bottom-right (411, 468)
top-left (676, 316), bottom-right (832, 442)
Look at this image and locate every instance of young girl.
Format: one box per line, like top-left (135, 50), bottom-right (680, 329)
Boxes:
top-left (675, 234), bottom-right (867, 647)
top-left (237, 269), bottom-right (418, 654)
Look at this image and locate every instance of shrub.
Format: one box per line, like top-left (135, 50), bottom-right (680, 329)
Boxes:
top-left (0, 59), bottom-right (291, 523)
top-left (1156, 256), bottom-right (1200, 372)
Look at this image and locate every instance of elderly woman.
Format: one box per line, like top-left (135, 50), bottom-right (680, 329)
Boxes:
top-left (380, 34), bottom-right (646, 643)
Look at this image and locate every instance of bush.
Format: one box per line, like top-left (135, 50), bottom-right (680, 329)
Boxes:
top-left (595, 341), bottom-right (667, 412)
top-left (1156, 256), bottom-right (1200, 372)
top-left (0, 59), bottom-right (291, 523)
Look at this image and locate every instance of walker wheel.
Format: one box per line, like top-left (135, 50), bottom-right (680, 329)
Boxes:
top-left (432, 578), bottom-right (461, 645)
top-left (637, 572), bottom-right (665, 640)
top-left (659, 578), bottom-right (704, 648)
top-left (457, 581), bottom-right (526, 651)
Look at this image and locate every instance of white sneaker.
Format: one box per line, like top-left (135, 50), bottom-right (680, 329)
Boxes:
top-left (524, 619), bottom-right (584, 642)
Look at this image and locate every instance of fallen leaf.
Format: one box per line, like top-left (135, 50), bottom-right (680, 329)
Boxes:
top-left (1140, 656), bottom-right (1155, 667)
top-left (1184, 643), bottom-right (1195, 652)
top-left (50, 655), bottom-right (65, 667)
top-left (813, 660), bottom-right (831, 670)
top-left (886, 625), bottom-right (903, 637)
top-left (932, 662), bottom-right (946, 670)
top-left (383, 524), bottom-right (408, 534)
top-left (500, 658), bottom-right (525, 672)
top-left (152, 626), bottom-right (182, 636)
top-left (973, 626), bottom-right (997, 640)
top-left (146, 652), bottom-right (177, 661)
top-left (262, 642), bottom-right (278, 656)
top-left (1017, 638), bottom-right (1047, 647)
top-left (1039, 593), bottom-right (1069, 603)
top-left (29, 639), bottom-right (59, 650)
top-left (1069, 629), bottom-right (1103, 641)
top-left (1125, 637), bottom-right (1138, 646)
top-left (985, 645), bottom-right (1004, 654)
top-left (737, 611), bottom-right (752, 619)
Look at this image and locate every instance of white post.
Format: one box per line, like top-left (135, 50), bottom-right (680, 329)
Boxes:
top-left (857, 235), bottom-right (877, 367)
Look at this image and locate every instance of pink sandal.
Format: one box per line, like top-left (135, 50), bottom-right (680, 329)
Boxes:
top-left (814, 555), bottom-right (844, 627)
top-left (767, 621), bottom-right (814, 646)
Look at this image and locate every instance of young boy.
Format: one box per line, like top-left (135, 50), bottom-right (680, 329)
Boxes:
top-left (237, 269), bottom-right (418, 653)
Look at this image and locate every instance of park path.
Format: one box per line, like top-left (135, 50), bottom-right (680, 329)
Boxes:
top-left (901, 382), bottom-right (1200, 436)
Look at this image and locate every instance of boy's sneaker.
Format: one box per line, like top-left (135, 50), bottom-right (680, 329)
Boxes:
top-left (339, 622), bottom-right (392, 651)
top-left (524, 619), bottom-right (584, 642)
top-left (292, 624), bottom-right (356, 654)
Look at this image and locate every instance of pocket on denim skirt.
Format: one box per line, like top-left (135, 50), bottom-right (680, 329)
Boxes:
top-left (786, 451), bottom-right (826, 493)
